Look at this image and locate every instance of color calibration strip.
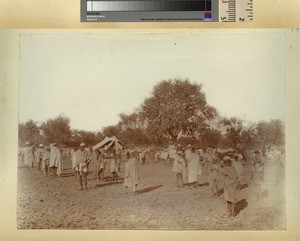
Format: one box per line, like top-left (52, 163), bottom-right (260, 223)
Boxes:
top-left (81, 0), bottom-right (253, 22)
top-left (87, 0), bottom-right (211, 12)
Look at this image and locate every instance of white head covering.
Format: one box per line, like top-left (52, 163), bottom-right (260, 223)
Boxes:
top-left (80, 143), bottom-right (85, 147)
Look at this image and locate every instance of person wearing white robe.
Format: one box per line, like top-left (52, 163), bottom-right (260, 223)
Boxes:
top-left (35, 144), bottom-right (44, 171)
top-left (188, 148), bottom-right (200, 187)
top-left (172, 151), bottom-right (186, 188)
top-left (41, 147), bottom-right (50, 176)
top-left (76, 143), bottom-right (89, 190)
top-left (99, 150), bottom-right (106, 182)
top-left (110, 154), bottom-right (119, 182)
top-left (124, 151), bottom-right (138, 194)
top-left (139, 150), bottom-right (146, 165)
top-left (207, 151), bottom-right (220, 197)
top-left (167, 143), bottom-right (176, 165)
top-left (70, 148), bottom-right (78, 178)
top-left (251, 151), bottom-right (264, 201)
top-left (22, 142), bottom-right (35, 169)
top-left (90, 149), bottom-right (101, 180)
top-left (232, 155), bottom-right (243, 184)
top-left (197, 149), bottom-right (204, 177)
top-left (115, 147), bottom-right (122, 171)
top-left (184, 144), bottom-right (192, 164)
top-left (220, 157), bottom-right (238, 217)
top-left (49, 143), bottom-right (63, 177)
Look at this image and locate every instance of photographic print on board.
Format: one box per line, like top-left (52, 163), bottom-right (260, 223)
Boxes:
top-left (18, 32), bottom-right (285, 230)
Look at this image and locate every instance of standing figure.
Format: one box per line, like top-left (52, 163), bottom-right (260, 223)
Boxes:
top-left (184, 144), bottom-right (192, 166)
top-left (188, 148), bottom-right (200, 188)
top-left (115, 147), bottom-right (122, 171)
top-left (172, 150), bottom-right (186, 188)
top-left (251, 150), bottom-right (264, 201)
top-left (124, 151), bottom-right (138, 194)
top-left (49, 143), bottom-right (63, 178)
top-left (220, 156), bottom-right (239, 217)
top-left (197, 149), bottom-right (205, 183)
top-left (154, 150), bottom-right (160, 164)
top-left (22, 142), bottom-right (35, 169)
top-left (76, 143), bottom-right (89, 190)
top-left (167, 142), bottom-right (176, 165)
top-left (41, 147), bottom-right (50, 176)
top-left (160, 149), bottom-right (168, 164)
top-left (70, 147), bottom-right (78, 179)
top-left (110, 154), bottom-right (119, 182)
top-left (207, 148), bottom-right (220, 197)
top-left (86, 146), bottom-right (93, 174)
top-left (184, 144), bottom-right (192, 182)
top-left (139, 149), bottom-right (146, 165)
top-left (91, 149), bottom-right (101, 180)
top-left (232, 154), bottom-right (243, 186)
top-left (98, 150), bottom-right (106, 181)
top-left (35, 144), bottom-right (44, 171)
top-left (250, 150), bottom-right (257, 165)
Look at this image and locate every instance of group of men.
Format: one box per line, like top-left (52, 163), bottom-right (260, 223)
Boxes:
top-left (169, 143), bottom-right (265, 217)
top-left (69, 143), bottom-right (140, 193)
top-left (20, 140), bottom-right (267, 216)
top-left (69, 143), bottom-right (126, 191)
top-left (21, 141), bottom-right (139, 193)
top-left (21, 141), bottom-right (63, 177)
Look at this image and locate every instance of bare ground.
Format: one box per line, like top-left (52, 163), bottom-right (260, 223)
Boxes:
top-left (17, 157), bottom-right (285, 230)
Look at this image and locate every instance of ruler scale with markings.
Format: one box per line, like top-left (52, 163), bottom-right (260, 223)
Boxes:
top-left (219, 0), bottom-right (253, 22)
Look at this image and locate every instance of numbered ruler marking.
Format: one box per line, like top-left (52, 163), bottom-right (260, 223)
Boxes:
top-left (219, 0), bottom-right (253, 22)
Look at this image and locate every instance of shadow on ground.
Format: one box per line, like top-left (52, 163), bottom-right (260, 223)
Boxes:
top-left (136, 185), bottom-right (163, 195)
top-left (234, 199), bottom-right (248, 216)
top-left (92, 178), bottom-right (125, 189)
top-left (59, 172), bottom-right (75, 178)
top-left (198, 182), bottom-right (209, 187)
top-left (238, 183), bottom-right (249, 190)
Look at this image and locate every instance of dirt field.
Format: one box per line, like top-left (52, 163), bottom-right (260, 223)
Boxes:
top-left (17, 155), bottom-right (285, 230)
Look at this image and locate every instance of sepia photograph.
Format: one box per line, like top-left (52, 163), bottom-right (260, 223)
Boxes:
top-left (17, 32), bottom-right (285, 230)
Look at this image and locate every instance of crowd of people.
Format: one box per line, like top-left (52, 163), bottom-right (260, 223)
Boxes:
top-left (20, 140), bottom-right (281, 217)
top-left (166, 143), bottom-right (244, 217)
top-left (168, 143), bottom-right (269, 216)
top-left (20, 141), bottom-right (139, 194)
top-left (22, 142), bottom-right (63, 177)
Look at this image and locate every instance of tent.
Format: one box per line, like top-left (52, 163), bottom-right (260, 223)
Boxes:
top-left (92, 136), bottom-right (123, 151)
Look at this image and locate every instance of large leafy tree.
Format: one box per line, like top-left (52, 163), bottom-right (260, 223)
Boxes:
top-left (70, 129), bottom-right (99, 147)
top-left (41, 115), bottom-right (72, 146)
top-left (140, 79), bottom-right (217, 141)
top-left (255, 119), bottom-right (284, 154)
top-left (220, 117), bottom-right (244, 148)
top-left (119, 112), bottom-right (145, 130)
top-left (117, 111), bottom-right (149, 146)
top-left (18, 120), bottom-right (42, 145)
top-left (200, 129), bottom-right (222, 149)
top-left (102, 125), bottom-right (121, 138)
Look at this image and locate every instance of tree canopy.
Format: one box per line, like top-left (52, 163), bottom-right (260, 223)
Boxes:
top-left (41, 115), bottom-right (72, 146)
top-left (19, 78), bottom-right (284, 152)
top-left (141, 79), bottom-right (217, 141)
top-left (18, 120), bottom-right (41, 145)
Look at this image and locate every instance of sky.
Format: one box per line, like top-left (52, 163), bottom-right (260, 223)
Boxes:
top-left (19, 32), bottom-right (285, 132)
